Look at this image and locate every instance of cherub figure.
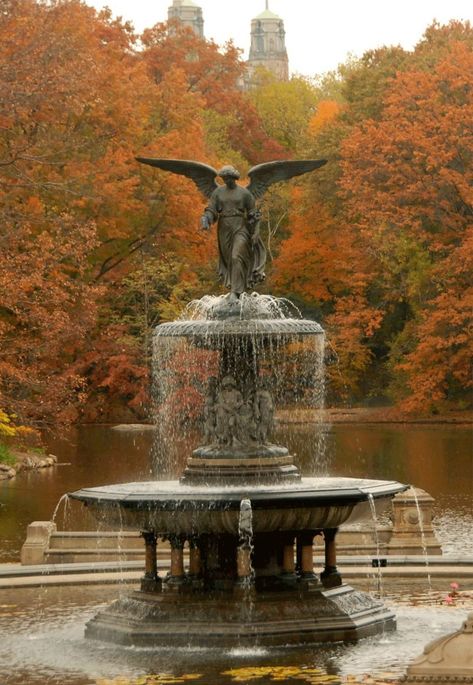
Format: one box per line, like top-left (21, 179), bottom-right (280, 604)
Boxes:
top-left (235, 399), bottom-right (258, 446)
top-left (254, 379), bottom-right (275, 444)
top-left (215, 375), bottom-right (243, 446)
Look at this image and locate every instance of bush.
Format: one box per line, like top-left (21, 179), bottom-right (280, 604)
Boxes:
top-left (0, 443), bottom-right (16, 466)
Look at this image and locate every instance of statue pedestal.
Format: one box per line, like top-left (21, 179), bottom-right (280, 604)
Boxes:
top-left (180, 443), bottom-right (300, 484)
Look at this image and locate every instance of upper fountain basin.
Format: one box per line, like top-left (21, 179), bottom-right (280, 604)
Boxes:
top-left (69, 477), bottom-right (408, 535)
top-left (154, 317), bottom-right (324, 340)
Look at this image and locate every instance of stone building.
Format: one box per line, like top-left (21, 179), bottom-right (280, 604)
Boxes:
top-left (247, 1), bottom-right (289, 82)
top-left (167, 0), bottom-right (204, 38)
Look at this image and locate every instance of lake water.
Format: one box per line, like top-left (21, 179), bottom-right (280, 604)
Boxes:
top-left (1, 422), bottom-right (471, 561)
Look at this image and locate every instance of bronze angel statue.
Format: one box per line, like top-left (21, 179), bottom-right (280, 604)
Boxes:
top-left (136, 158), bottom-right (327, 302)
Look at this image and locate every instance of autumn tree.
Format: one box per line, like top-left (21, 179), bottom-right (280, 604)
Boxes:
top-left (274, 21), bottom-right (473, 409)
top-left (340, 38), bottom-right (473, 411)
top-left (140, 22), bottom-right (285, 166)
top-left (0, 0), bottom-right (156, 423)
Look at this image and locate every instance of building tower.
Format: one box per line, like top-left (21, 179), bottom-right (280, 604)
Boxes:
top-left (248, 1), bottom-right (289, 82)
top-left (167, 0), bottom-right (204, 38)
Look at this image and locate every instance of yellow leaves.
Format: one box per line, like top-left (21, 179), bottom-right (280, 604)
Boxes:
top-left (0, 410), bottom-right (17, 437)
top-left (222, 666), bottom-right (341, 683)
top-left (95, 675), bottom-right (202, 685)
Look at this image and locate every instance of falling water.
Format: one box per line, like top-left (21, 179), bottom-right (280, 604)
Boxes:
top-left (367, 493), bottom-right (384, 597)
top-left (237, 499), bottom-right (256, 639)
top-left (185, 292), bottom-right (302, 321)
top-left (151, 292), bottom-right (328, 483)
top-left (412, 490), bottom-right (433, 592)
top-left (238, 498), bottom-right (254, 589)
top-left (51, 493), bottom-right (70, 526)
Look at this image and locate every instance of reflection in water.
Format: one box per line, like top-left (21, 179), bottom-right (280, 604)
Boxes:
top-left (0, 423), bottom-right (471, 560)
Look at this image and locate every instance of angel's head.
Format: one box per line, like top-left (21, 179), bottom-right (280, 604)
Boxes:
top-left (218, 165), bottom-right (240, 187)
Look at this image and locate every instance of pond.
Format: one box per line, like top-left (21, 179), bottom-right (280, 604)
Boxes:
top-left (1, 422), bottom-right (472, 561)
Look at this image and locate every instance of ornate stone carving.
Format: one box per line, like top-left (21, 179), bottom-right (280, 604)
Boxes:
top-left (205, 375), bottom-right (275, 447)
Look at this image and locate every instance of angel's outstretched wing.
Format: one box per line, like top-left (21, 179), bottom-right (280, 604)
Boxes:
top-left (136, 158), bottom-right (219, 200)
top-left (247, 159), bottom-right (327, 200)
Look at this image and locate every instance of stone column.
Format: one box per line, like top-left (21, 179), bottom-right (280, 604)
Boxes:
top-left (21, 521), bottom-right (57, 565)
top-left (168, 535), bottom-right (186, 585)
top-left (279, 535), bottom-right (297, 586)
top-left (299, 532), bottom-right (317, 579)
top-left (141, 530), bottom-right (161, 592)
top-left (188, 537), bottom-right (202, 577)
top-left (388, 487), bottom-right (442, 556)
top-left (320, 528), bottom-right (342, 588)
top-left (282, 538), bottom-right (295, 574)
top-left (237, 546), bottom-right (252, 581)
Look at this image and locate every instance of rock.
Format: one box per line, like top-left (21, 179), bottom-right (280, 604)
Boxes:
top-left (0, 462), bottom-right (13, 472)
top-left (48, 454), bottom-right (58, 463)
top-left (111, 424), bottom-right (155, 432)
top-left (22, 456), bottom-right (37, 469)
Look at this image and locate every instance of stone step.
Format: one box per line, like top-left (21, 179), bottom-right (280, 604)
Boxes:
top-left (45, 549), bottom-right (145, 564)
top-left (48, 531), bottom-right (143, 550)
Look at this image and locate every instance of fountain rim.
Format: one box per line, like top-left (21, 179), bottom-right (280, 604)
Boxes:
top-left (69, 478), bottom-right (408, 510)
top-left (153, 317), bottom-right (325, 338)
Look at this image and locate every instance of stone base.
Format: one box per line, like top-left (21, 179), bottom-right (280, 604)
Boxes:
top-left (181, 444), bottom-right (301, 484)
top-left (85, 583), bottom-right (395, 647)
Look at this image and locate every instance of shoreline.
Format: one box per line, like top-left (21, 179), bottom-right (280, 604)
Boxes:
top-left (276, 407), bottom-right (473, 426)
top-left (79, 407), bottom-right (473, 430)
top-left (0, 449), bottom-right (58, 481)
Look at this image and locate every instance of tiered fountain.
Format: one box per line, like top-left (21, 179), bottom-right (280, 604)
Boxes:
top-left (70, 157), bottom-right (407, 647)
top-left (70, 296), bottom-right (407, 647)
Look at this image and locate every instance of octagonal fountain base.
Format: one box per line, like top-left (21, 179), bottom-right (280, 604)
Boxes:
top-left (70, 476), bottom-right (406, 647)
top-left (84, 583), bottom-right (395, 647)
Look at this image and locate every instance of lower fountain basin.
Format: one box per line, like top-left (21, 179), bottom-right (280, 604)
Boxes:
top-left (69, 477), bottom-right (407, 535)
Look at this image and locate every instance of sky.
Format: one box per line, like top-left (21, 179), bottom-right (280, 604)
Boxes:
top-left (88, 0), bottom-right (473, 76)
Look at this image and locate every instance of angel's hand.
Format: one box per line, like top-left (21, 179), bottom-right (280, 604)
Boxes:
top-left (201, 215), bottom-right (210, 231)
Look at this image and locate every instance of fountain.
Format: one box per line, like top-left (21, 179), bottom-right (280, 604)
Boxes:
top-left (69, 158), bottom-right (407, 647)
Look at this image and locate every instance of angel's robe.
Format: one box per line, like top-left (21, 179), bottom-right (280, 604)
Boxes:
top-left (204, 185), bottom-right (266, 294)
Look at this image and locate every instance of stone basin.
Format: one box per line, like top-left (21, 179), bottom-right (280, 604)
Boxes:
top-left (69, 476), bottom-right (407, 535)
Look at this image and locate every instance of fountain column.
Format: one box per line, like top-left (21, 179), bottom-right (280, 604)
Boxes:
top-left (299, 531), bottom-right (318, 580)
top-left (321, 528), bottom-right (342, 588)
top-left (281, 535), bottom-right (297, 585)
top-left (168, 535), bottom-right (186, 585)
top-left (188, 537), bottom-right (202, 578)
top-left (141, 530), bottom-right (161, 592)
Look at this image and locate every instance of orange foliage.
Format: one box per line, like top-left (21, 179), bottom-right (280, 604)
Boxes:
top-left (141, 22), bottom-right (285, 164)
top-left (340, 40), bottom-right (473, 410)
top-left (308, 100), bottom-right (342, 136)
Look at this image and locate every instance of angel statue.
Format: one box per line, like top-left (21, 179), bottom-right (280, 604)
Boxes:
top-left (136, 158), bottom-right (327, 302)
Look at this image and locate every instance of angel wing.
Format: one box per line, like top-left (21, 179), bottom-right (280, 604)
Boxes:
top-left (247, 159), bottom-right (327, 200)
top-left (136, 158), bottom-right (219, 200)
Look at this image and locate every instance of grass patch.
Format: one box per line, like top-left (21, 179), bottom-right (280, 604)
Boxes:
top-left (30, 446), bottom-right (46, 456)
top-left (0, 442), bottom-right (16, 466)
